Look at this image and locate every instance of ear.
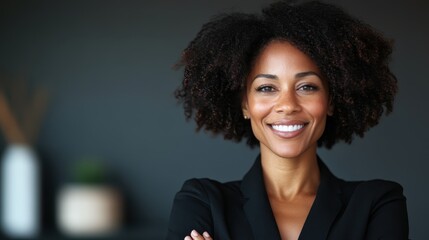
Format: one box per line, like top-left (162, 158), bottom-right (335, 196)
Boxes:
top-left (327, 101), bottom-right (334, 116)
top-left (242, 96), bottom-right (250, 119)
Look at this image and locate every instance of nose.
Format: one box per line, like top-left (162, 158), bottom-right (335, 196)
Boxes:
top-left (274, 90), bottom-right (301, 114)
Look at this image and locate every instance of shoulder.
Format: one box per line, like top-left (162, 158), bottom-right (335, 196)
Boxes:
top-left (348, 179), bottom-right (405, 200)
top-left (176, 178), bottom-right (242, 203)
top-left (340, 179), bottom-right (406, 212)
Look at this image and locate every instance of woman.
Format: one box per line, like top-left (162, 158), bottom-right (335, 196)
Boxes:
top-left (167, 1), bottom-right (409, 239)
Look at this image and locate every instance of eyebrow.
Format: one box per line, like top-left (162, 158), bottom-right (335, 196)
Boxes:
top-left (253, 73), bottom-right (278, 80)
top-left (252, 71), bottom-right (321, 81)
top-left (295, 71), bottom-right (321, 79)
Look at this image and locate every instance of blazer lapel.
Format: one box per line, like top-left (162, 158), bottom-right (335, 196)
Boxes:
top-left (298, 159), bottom-right (343, 240)
top-left (241, 156), bottom-right (282, 240)
top-left (240, 156), bottom-right (343, 240)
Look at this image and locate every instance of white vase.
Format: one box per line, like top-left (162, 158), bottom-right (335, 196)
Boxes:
top-left (1, 144), bottom-right (40, 237)
top-left (57, 185), bottom-right (122, 236)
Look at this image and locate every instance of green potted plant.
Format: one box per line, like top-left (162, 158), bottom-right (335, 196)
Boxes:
top-left (57, 158), bottom-right (123, 237)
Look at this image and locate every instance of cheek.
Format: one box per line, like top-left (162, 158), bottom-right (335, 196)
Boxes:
top-left (248, 97), bottom-right (273, 117)
top-left (307, 97), bottom-right (330, 122)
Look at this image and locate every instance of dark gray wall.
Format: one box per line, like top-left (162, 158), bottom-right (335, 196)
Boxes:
top-left (0, 0), bottom-right (427, 239)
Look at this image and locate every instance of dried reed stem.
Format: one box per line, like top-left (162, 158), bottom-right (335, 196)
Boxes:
top-left (0, 91), bottom-right (27, 143)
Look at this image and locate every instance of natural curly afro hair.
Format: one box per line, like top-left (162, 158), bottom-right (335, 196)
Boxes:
top-left (175, 0), bottom-right (397, 149)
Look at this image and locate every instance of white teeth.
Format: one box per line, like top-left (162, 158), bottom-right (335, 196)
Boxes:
top-left (272, 124), bottom-right (304, 132)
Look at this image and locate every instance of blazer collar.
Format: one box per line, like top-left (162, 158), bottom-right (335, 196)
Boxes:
top-left (241, 155), bottom-right (282, 240)
top-left (298, 158), bottom-right (343, 240)
top-left (240, 155), bottom-right (343, 240)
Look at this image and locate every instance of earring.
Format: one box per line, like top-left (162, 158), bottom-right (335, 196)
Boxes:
top-left (244, 115), bottom-right (249, 119)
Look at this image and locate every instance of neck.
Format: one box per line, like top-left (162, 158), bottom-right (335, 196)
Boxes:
top-left (260, 147), bottom-right (320, 200)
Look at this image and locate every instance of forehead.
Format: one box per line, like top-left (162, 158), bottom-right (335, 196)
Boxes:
top-left (250, 40), bottom-right (320, 74)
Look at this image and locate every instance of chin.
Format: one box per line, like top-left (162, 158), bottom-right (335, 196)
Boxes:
top-left (269, 142), bottom-right (317, 160)
top-left (272, 147), bottom-right (306, 159)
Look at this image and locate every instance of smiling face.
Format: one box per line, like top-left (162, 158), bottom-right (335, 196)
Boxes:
top-left (242, 41), bottom-right (332, 160)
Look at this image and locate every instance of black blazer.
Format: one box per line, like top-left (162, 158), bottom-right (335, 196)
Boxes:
top-left (166, 156), bottom-right (409, 239)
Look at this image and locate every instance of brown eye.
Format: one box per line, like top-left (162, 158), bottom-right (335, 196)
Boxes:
top-left (256, 85), bottom-right (275, 92)
top-left (298, 85), bottom-right (318, 92)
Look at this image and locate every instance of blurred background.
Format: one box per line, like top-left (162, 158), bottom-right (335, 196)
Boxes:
top-left (0, 0), bottom-right (427, 239)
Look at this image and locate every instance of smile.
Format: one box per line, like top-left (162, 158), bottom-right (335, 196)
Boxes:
top-left (271, 124), bottom-right (305, 132)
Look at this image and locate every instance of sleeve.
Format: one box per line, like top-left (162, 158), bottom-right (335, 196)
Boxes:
top-left (166, 179), bottom-right (214, 240)
top-left (365, 180), bottom-right (409, 240)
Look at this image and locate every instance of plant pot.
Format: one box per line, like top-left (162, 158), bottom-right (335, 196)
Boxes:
top-left (57, 185), bottom-right (122, 236)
